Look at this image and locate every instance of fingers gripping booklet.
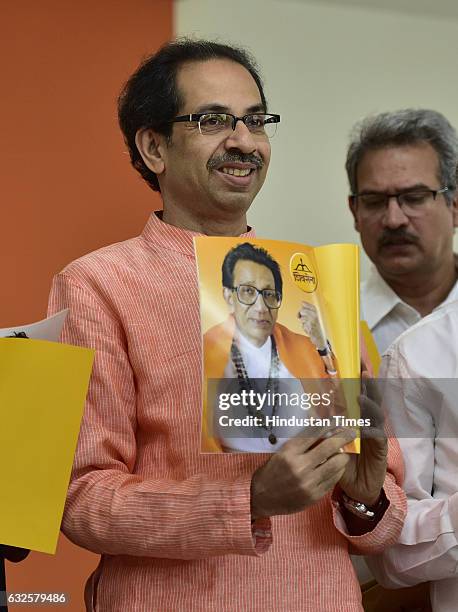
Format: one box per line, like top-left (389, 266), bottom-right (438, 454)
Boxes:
top-left (194, 237), bottom-right (361, 454)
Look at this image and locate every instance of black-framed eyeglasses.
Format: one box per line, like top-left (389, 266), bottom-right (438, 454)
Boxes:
top-left (171, 113), bottom-right (280, 138)
top-left (232, 284), bottom-right (282, 309)
top-left (350, 186), bottom-right (449, 219)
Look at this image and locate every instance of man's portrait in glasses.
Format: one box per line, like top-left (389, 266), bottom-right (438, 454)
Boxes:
top-left (203, 242), bottom-right (338, 453)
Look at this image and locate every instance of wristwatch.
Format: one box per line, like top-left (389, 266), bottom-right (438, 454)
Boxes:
top-left (340, 492), bottom-right (387, 521)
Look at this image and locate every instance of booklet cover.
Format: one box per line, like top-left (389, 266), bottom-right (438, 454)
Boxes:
top-left (0, 309), bottom-right (68, 341)
top-left (0, 311), bottom-right (94, 553)
top-left (195, 237), bottom-right (360, 454)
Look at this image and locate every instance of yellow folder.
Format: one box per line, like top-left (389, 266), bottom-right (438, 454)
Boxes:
top-left (0, 339), bottom-right (94, 554)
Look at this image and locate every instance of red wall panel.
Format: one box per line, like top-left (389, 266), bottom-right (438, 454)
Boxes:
top-left (0, 1), bottom-right (173, 609)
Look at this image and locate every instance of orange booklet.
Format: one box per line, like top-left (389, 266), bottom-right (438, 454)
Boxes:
top-left (195, 237), bottom-right (361, 454)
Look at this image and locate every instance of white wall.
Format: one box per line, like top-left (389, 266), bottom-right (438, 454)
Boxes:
top-left (176, 0), bottom-right (458, 278)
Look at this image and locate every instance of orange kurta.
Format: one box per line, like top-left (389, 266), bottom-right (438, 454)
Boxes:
top-left (49, 212), bottom-right (406, 612)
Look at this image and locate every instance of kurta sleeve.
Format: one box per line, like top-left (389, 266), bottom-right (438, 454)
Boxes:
top-left (49, 271), bottom-right (272, 560)
top-left (331, 433), bottom-right (407, 555)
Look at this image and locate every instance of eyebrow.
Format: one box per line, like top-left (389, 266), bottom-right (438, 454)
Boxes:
top-left (238, 281), bottom-right (275, 288)
top-left (193, 103), bottom-right (266, 114)
top-left (357, 183), bottom-right (432, 195)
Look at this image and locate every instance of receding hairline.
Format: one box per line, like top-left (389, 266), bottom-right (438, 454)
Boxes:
top-left (346, 109), bottom-right (458, 200)
top-left (232, 258), bottom-right (278, 287)
top-left (174, 58), bottom-right (267, 114)
top-left (355, 140), bottom-right (443, 188)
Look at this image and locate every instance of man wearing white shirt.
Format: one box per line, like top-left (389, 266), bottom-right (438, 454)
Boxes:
top-left (346, 109), bottom-right (458, 355)
top-left (367, 299), bottom-right (458, 611)
top-left (346, 108), bottom-right (458, 609)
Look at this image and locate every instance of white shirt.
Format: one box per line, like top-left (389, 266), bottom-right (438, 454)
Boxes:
top-left (223, 332), bottom-right (294, 380)
top-left (361, 266), bottom-right (458, 355)
top-left (366, 300), bottom-right (458, 612)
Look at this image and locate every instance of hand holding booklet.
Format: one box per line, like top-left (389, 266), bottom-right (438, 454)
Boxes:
top-left (0, 310), bottom-right (94, 553)
top-left (195, 237), bottom-right (362, 454)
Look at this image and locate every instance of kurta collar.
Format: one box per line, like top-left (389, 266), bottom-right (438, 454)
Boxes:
top-left (141, 211), bottom-right (255, 256)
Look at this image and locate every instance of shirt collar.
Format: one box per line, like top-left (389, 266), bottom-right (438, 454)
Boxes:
top-left (363, 260), bottom-right (458, 329)
top-left (362, 266), bottom-right (404, 329)
top-left (446, 278), bottom-right (458, 303)
top-left (141, 211), bottom-right (255, 256)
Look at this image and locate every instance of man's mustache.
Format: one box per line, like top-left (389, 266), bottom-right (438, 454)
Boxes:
top-left (207, 152), bottom-right (264, 170)
top-left (378, 228), bottom-right (419, 248)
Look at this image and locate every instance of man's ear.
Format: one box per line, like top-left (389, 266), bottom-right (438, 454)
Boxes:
top-left (348, 195), bottom-right (360, 232)
top-left (451, 192), bottom-right (458, 228)
top-left (135, 128), bottom-right (167, 176)
top-left (223, 287), bottom-right (234, 311)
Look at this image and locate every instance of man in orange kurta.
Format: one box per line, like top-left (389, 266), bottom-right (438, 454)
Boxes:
top-left (49, 39), bottom-right (406, 611)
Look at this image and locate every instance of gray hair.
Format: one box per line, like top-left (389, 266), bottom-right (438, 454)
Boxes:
top-left (346, 109), bottom-right (458, 203)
